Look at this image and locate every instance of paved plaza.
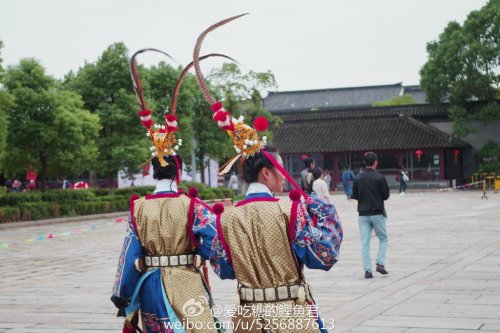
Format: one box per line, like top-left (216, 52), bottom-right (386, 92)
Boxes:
top-left (0, 190), bottom-right (499, 332)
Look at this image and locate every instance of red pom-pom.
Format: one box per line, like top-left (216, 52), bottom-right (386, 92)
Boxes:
top-left (142, 119), bottom-right (153, 129)
top-left (210, 102), bottom-right (223, 112)
top-left (188, 187), bottom-right (199, 198)
top-left (213, 203), bottom-right (225, 215)
top-left (289, 190), bottom-right (301, 201)
top-left (130, 194), bottom-right (140, 203)
top-left (138, 109), bottom-right (151, 117)
top-left (213, 110), bottom-right (229, 122)
top-left (253, 116), bottom-right (269, 132)
top-left (165, 114), bottom-right (177, 122)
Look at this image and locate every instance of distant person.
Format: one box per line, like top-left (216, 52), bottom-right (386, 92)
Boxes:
top-left (323, 169), bottom-right (332, 191)
top-left (227, 172), bottom-right (239, 191)
top-left (11, 179), bottom-right (22, 192)
top-left (312, 167), bottom-right (332, 203)
top-left (62, 178), bottom-right (72, 189)
top-left (26, 171), bottom-right (37, 191)
top-left (300, 156), bottom-right (315, 194)
top-left (399, 166), bottom-right (409, 195)
top-left (341, 165), bottom-right (355, 199)
top-left (352, 152), bottom-right (390, 279)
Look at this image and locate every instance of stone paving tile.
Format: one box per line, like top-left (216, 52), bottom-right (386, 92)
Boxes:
top-left (0, 191), bottom-right (499, 332)
top-left (360, 315), bottom-right (485, 330)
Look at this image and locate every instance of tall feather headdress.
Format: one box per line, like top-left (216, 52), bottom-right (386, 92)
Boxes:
top-left (192, 15), bottom-right (308, 198)
top-left (130, 48), bottom-right (235, 169)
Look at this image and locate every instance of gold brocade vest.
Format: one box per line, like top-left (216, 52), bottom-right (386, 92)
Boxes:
top-left (220, 199), bottom-right (300, 289)
top-left (134, 195), bottom-right (217, 333)
top-left (220, 199), bottom-right (321, 333)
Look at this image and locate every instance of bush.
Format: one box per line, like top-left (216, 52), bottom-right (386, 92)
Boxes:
top-left (114, 186), bottom-right (155, 197)
top-left (0, 206), bottom-right (21, 223)
top-left (199, 190), bottom-right (216, 200)
top-left (41, 189), bottom-right (96, 202)
top-left (90, 188), bottom-right (111, 196)
top-left (19, 202), bottom-right (54, 221)
top-left (0, 191), bottom-right (43, 206)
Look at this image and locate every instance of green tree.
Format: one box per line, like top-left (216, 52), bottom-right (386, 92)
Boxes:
top-left (3, 58), bottom-right (99, 190)
top-left (474, 140), bottom-right (500, 173)
top-left (65, 43), bottom-right (150, 187)
top-left (0, 40), bottom-right (12, 170)
top-left (373, 94), bottom-right (416, 107)
top-left (420, 0), bottom-right (500, 136)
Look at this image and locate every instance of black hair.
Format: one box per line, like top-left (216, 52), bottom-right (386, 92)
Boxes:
top-left (241, 147), bottom-right (278, 184)
top-left (312, 167), bottom-right (323, 181)
top-left (151, 155), bottom-right (183, 180)
top-left (304, 157), bottom-right (315, 168)
top-left (364, 152), bottom-right (378, 167)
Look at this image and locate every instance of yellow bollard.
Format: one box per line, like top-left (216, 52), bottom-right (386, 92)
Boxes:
top-left (494, 173), bottom-right (500, 192)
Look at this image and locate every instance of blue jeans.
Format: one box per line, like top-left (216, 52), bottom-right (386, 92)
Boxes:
top-left (358, 215), bottom-right (388, 272)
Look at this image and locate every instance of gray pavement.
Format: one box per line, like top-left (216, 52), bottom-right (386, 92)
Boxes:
top-left (0, 190), bottom-right (499, 332)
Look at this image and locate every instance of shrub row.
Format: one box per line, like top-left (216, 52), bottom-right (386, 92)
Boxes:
top-left (0, 183), bottom-right (236, 223)
top-left (0, 198), bottom-right (129, 223)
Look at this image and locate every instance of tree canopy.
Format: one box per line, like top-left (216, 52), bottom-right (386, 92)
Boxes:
top-left (420, 0), bottom-right (500, 136)
top-left (2, 58), bottom-right (100, 190)
top-left (0, 40), bottom-right (11, 170)
top-left (64, 43), bottom-right (151, 186)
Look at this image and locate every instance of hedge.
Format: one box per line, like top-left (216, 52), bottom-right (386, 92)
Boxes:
top-left (0, 183), bottom-right (236, 223)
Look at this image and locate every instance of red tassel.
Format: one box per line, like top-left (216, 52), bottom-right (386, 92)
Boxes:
top-left (138, 109), bottom-right (151, 117)
top-left (166, 126), bottom-right (178, 132)
top-left (165, 114), bottom-right (177, 122)
top-left (213, 203), bottom-right (224, 215)
top-left (289, 189), bottom-right (301, 201)
top-left (142, 119), bottom-right (153, 129)
top-left (188, 187), bottom-right (199, 198)
top-left (213, 110), bottom-right (229, 122)
top-left (253, 116), bottom-right (269, 131)
top-left (211, 102), bottom-right (223, 112)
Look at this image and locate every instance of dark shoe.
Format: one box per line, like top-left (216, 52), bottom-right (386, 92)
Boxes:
top-left (365, 271), bottom-right (373, 279)
top-left (376, 264), bottom-right (388, 274)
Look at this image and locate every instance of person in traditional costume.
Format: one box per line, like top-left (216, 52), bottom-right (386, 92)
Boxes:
top-left (192, 15), bottom-right (344, 333)
top-left (111, 48), bottom-right (232, 333)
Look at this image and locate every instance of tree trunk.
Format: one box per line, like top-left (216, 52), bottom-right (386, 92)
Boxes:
top-left (198, 152), bottom-right (205, 184)
top-left (89, 170), bottom-right (98, 188)
top-left (107, 172), bottom-right (116, 191)
top-left (39, 155), bottom-right (47, 192)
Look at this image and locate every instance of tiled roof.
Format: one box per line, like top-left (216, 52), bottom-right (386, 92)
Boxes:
top-left (403, 85), bottom-right (427, 103)
top-left (263, 83), bottom-right (405, 112)
top-left (271, 116), bottom-right (467, 154)
top-left (277, 104), bottom-right (449, 123)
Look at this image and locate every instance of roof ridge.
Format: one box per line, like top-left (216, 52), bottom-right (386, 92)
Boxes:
top-left (267, 83), bottom-right (403, 95)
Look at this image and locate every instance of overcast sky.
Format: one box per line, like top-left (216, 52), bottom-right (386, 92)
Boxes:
top-left (0, 0), bottom-right (489, 92)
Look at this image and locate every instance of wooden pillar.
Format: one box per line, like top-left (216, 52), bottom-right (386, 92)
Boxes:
top-left (440, 149), bottom-right (446, 180)
top-left (332, 153), bottom-right (341, 186)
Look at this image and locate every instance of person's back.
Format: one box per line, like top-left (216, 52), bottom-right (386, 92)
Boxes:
top-left (220, 199), bottom-right (299, 288)
top-left (352, 169), bottom-right (389, 216)
top-left (351, 152), bottom-right (390, 279)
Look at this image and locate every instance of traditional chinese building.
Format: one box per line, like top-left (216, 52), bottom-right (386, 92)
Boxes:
top-left (264, 83), bottom-right (476, 188)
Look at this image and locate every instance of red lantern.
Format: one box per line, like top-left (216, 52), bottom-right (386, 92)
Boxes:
top-left (452, 149), bottom-right (460, 162)
top-left (415, 149), bottom-right (424, 162)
